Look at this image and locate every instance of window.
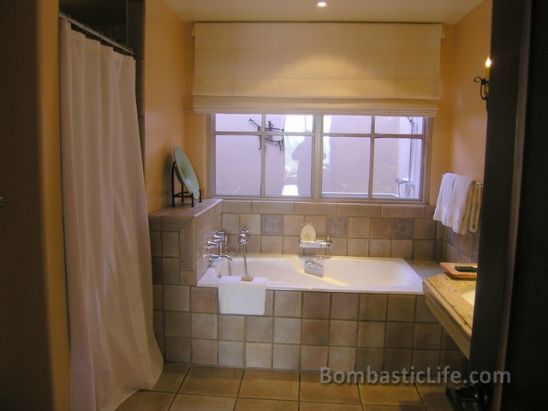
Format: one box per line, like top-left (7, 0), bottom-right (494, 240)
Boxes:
top-left (212, 114), bottom-right (429, 201)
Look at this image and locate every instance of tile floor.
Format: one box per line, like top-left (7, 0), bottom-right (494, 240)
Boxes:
top-left (116, 364), bottom-right (454, 411)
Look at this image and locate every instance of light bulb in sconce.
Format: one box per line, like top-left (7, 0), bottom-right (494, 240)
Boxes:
top-left (317, 1), bottom-right (328, 7)
top-left (485, 56), bottom-right (492, 80)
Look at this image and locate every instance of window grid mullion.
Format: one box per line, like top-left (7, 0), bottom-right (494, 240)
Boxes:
top-left (368, 116), bottom-right (376, 200)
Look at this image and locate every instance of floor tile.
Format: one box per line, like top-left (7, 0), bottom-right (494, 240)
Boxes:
top-left (239, 369), bottom-right (299, 400)
top-left (235, 398), bottom-right (298, 411)
top-left (362, 406), bottom-right (424, 411)
top-left (300, 373), bottom-right (360, 404)
top-left (300, 402), bottom-right (363, 410)
top-left (415, 384), bottom-right (452, 408)
top-left (170, 394), bottom-right (235, 411)
top-left (359, 384), bottom-right (422, 406)
top-left (151, 364), bottom-right (189, 393)
top-left (179, 367), bottom-right (243, 397)
top-left (115, 391), bottom-right (174, 411)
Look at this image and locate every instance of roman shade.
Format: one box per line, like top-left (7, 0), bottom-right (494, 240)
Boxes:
top-left (193, 23), bottom-right (443, 115)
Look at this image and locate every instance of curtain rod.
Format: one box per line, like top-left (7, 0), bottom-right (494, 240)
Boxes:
top-left (59, 12), bottom-right (135, 57)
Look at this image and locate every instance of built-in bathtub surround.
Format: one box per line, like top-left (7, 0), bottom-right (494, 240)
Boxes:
top-left (152, 285), bottom-right (466, 373)
top-left (221, 200), bottom-right (438, 260)
top-left (149, 199), bottom-right (222, 354)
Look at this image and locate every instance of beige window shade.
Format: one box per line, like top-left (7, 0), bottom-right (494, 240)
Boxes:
top-left (193, 23), bottom-right (443, 115)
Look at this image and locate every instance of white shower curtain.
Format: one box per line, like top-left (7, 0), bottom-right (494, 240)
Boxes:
top-left (59, 19), bottom-right (162, 411)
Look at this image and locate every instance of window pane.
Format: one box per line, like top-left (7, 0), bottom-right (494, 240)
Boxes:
top-left (372, 138), bottom-right (422, 199)
top-left (215, 113), bottom-right (262, 132)
top-left (323, 115), bottom-right (372, 134)
top-left (265, 136), bottom-right (312, 197)
top-left (322, 137), bottom-right (370, 197)
top-left (375, 116), bottom-right (424, 134)
top-left (265, 114), bottom-right (313, 133)
top-left (216, 135), bottom-right (261, 195)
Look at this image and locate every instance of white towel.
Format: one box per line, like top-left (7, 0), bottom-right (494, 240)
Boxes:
top-left (433, 173), bottom-right (458, 226)
top-left (218, 276), bottom-right (267, 315)
top-left (468, 184), bottom-right (482, 233)
top-left (448, 175), bottom-right (474, 234)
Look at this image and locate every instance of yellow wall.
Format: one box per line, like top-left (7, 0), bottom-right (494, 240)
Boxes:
top-left (144, 0), bottom-right (189, 211)
top-left (449, 0), bottom-right (492, 181)
top-left (0, 0), bottom-right (70, 409)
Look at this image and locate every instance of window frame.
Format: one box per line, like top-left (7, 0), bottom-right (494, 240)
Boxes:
top-left (209, 113), bottom-right (432, 204)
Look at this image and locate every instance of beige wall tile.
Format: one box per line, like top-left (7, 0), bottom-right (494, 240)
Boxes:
top-left (191, 313), bottom-right (218, 340)
top-left (328, 216), bottom-right (348, 237)
top-left (413, 240), bottom-right (435, 260)
top-left (385, 322), bottom-right (414, 349)
top-left (414, 218), bottom-right (437, 239)
top-left (440, 350), bottom-right (467, 374)
top-left (331, 293), bottom-right (359, 320)
top-left (218, 341), bottom-right (244, 367)
top-left (181, 270), bottom-right (197, 286)
top-left (282, 236), bottom-right (300, 254)
top-left (165, 312), bottom-right (191, 337)
top-left (414, 323), bottom-right (442, 349)
top-left (261, 236), bottom-right (282, 253)
top-left (223, 200), bottom-right (252, 214)
top-left (153, 284), bottom-right (163, 310)
top-left (246, 316), bottom-right (273, 342)
top-left (383, 349), bottom-right (412, 372)
top-left (262, 215), bottom-right (283, 235)
top-left (359, 294), bottom-right (387, 321)
top-left (222, 214), bottom-right (240, 234)
top-left (348, 217), bottom-right (370, 239)
top-left (265, 290), bottom-right (274, 316)
top-left (295, 202), bottom-right (337, 216)
top-left (328, 347), bottom-right (356, 371)
top-left (369, 240), bottom-right (390, 257)
top-left (382, 205), bottom-right (425, 218)
top-left (274, 291), bottom-right (302, 317)
top-left (252, 201), bottom-right (294, 214)
top-left (164, 285), bottom-right (190, 311)
top-left (347, 239), bottom-right (369, 257)
top-left (162, 258), bottom-right (180, 285)
top-left (370, 218), bottom-right (392, 239)
top-left (150, 231), bottom-right (162, 257)
top-left (302, 292), bottom-right (330, 319)
top-left (152, 257), bottom-right (163, 284)
top-left (412, 350), bottom-right (440, 372)
top-left (357, 322), bottom-right (385, 348)
top-left (246, 343), bottom-right (272, 368)
top-left (153, 311), bottom-right (164, 337)
top-left (245, 235), bottom-right (261, 253)
top-left (329, 237), bottom-right (347, 256)
top-left (300, 346), bottom-right (328, 370)
top-left (414, 297), bottom-right (437, 323)
top-left (390, 240), bottom-right (413, 259)
top-left (274, 318), bottom-right (301, 344)
top-left (191, 287), bottom-right (218, 313)
top-left (387, 295), bottom-right (416, 322)
top-left (338, 204), bottom-right (381, 217)
top-left (329, 320), bottom-right (358, 347)
top-left (240, 214), bottom-right (260, 235)
top-left (441, 330), bottom-right (459, 351)
top-left (219, 315), bottom-right (245, 341)
top-left (301, 319), bottom-right (329, 345)
top-left (283, 215), bottom-right (304, 236)
top-left (356, 348), bottom-right (384, 372)
top-left (162, 231), bottom-right (179, 257)
top-left (391, 218), bottom-right (415, 240)
top-left (192, 339), bottom-right (218, 365)
top-left (273, 345), bottom-right (300, 370)
top-left (165, 336), bottom-right (191, 362)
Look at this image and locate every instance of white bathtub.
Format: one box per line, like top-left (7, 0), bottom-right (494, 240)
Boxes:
top-left (199, 254), bottom-right (423, 294)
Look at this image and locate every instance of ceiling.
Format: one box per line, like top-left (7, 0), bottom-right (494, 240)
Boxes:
top-left (163, 0), bottom-right (483, 25)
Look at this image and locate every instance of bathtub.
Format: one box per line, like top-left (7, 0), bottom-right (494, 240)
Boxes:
top-left (198, 254), bottom-right (423, 294)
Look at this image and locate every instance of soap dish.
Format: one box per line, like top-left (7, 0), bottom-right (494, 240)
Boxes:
top-left (440, 262), bottom-right (478, 280)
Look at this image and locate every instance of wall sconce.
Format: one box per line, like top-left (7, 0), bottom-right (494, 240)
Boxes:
top-left (474, 56), bottom-right (492, 101)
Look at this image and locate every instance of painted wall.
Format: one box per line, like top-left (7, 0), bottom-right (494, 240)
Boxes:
top-left (449, 0), bottom-right (492, 181)
top-left (0, 0), bottom-right (70, 409)
top-left (144, 0), bottom-right (189, 211)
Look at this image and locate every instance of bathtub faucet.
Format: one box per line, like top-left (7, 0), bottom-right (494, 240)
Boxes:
top-left (208, 231), bottom-right (232, 265)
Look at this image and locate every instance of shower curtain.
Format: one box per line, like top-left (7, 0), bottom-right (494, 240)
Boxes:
top-left (59, 19), bottom-right (162, 411)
